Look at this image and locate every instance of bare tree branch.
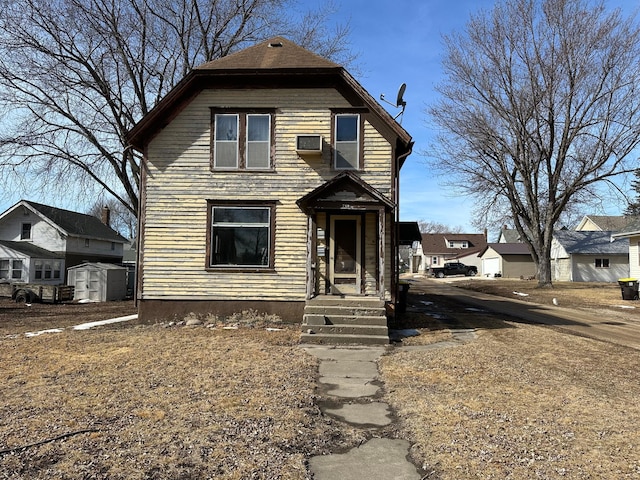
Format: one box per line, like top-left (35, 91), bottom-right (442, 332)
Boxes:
top-left (0, 0), bottom-right (354, 216)
top-left (426, 0), bottom-right (640, 286)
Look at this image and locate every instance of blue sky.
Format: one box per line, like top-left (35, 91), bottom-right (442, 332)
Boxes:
top-left (305, 0), bottom-right (640, 233)
top-left (2, 0), bottom-right (638, 232)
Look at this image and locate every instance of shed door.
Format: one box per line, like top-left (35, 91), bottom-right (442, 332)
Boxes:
top-left (329, 215), bottom-right (362, 295)
top-left (74, 269), bottom-right (101, 301)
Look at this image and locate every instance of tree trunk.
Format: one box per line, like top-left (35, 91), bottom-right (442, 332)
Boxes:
top-left (537, 256), bottom-right (553, 287)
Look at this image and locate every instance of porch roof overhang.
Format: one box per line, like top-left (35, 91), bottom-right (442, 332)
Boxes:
top-left (398, 222), bottom-right (422, 245)
top-left (296, 171), bottom-right (395, 214)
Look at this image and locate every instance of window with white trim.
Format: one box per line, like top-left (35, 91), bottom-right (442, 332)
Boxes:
top-left (0, 260), bottom-right (8, 280)
top-left (35, 260), bottom-right (61, 280)
top-left (21, 223), bottom-right (31, 240)
top-left (595, 258), bottom-right (610, 268)
top-left (212, 110), bottom-right (273, 170)
top-left (11, 260), bottom-right (22, 280)
top-left (334, 114), bottom-right (360, 170)
top-left (208, 204), bottom-right (273, 268)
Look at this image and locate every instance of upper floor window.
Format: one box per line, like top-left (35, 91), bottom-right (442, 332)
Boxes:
top-left (212, 110), bottom-right (273, 170)
top-left (334, 114), bottom-right (360, 170)
top-left (21, 223), bottom-right (31, 240)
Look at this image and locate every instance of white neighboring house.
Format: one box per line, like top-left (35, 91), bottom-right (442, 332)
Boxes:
top-left (551, 230), bottom-right (629, 282)
top-left (0, 241), bottom-right (64, 284)
top-left (0, 200), bottom-right (127, 285)
top-left (612, 218), bottom-right (640, 279)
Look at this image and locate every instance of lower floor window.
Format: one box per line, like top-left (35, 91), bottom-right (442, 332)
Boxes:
top-left (11, 260), bottom-right (22, 280)
top-left (595, 258), bottom-right (610, 268)
top-left (0, 260), bottom-right (8, 279)
top-left (208, 203), bottom-right (273, 268)
top-left (34, 260), bottom-right (62, 280)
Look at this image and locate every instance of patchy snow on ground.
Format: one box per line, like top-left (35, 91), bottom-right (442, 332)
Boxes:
top-left (72, 314), bottom-right (138, 330)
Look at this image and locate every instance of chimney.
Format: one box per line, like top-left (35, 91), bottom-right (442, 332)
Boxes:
top-left (101, 206), bottom-right (111, 227)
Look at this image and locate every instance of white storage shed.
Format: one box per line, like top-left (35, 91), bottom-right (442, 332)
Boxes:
top-left (67, 262), bottom-right (127, 302)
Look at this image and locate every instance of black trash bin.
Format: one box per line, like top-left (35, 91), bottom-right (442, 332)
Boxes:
top-left (618, 278), bottom-right (638, 300)
top-left (397, 281), bottom-right (410, 313)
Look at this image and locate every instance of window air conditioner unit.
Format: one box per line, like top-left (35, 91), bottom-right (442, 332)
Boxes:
top-left (296, 135), bottom-right (323, 154)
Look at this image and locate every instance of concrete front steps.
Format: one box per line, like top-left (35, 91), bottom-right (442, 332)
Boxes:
top-left (300, 296), bottom-right (389, 345)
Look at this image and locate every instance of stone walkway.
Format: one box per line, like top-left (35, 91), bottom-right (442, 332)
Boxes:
top-left (301, 326), bottom-right (478, 479)
top-left (302, 345), bottom-right (422, 479)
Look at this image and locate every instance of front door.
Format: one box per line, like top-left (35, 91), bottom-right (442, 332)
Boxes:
top-left (329, 215), bottom-right (361, 295)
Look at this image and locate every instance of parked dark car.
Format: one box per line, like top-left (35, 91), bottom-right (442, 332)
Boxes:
top-left (430, 262), bottom-right (478, 278)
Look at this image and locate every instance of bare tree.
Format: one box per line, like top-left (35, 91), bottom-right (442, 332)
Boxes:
top-left (88, 199), bottom-right (137, 239)
top-left (427, 0), bottom-right (640, 286)
top-left (418, 220), bottom-right (463, 234)
top-left (0, 0), bottom-right (353, 216)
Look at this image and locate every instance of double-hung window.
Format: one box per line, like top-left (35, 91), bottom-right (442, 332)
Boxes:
top-left (212, 110), bottom-right (273, 170)
top-left (334, 113), bottom-right (360, 170)
top-left (11, 260), bottom-right (22, 280)
top-left (208, 202), bottom-right (274, 269)
top-left (21, 223), bottom-right (31, 240)
top-left (0, 260), bottom-right (8, 280)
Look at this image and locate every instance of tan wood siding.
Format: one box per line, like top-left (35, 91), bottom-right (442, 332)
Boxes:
top-left (364, 213), bottom-right (377, 294)
top-left (143, 88), bottom-right (394, 300)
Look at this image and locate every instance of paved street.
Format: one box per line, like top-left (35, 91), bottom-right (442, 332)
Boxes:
top-left (406, 277), bottom-right (640, 351)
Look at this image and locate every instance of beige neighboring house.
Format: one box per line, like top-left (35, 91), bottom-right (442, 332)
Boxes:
top-left (479, 243), bottom-right (535, 278)
top-left (575, 215), bottom-right (632, 232)
top-left (413, 233), bottom-right (487, 274)
top-left (127, 37), bottom-right (413, 338)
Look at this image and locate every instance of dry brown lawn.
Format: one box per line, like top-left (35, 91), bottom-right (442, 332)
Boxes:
top-left (455, 278), bottom-right (633, 312)
top-left (382, 278), bottom-right (640, 479)
top-left (2, 281), bottom-right (640, 479)
top-left (0, 316), bottom-right (354, 479)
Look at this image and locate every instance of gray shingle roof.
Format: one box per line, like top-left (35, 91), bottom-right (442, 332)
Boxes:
top-left (553, 230), bottom-right (628, 255)
top-left (499, 228), bottom-right (522, 243)
top-left (25, 201), bottom-right (127, 243)
top-left (578, 215), bottom-right (633, 232)
top-left (613, 216), bottom-right (640, 237)
top-left (0, 240), bottom-right (62, 259)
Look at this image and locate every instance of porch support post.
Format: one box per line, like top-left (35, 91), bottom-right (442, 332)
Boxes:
top-left (378, 207), bottom-right (385, 300)
top-left (305, 214), bottom-right (316, 300)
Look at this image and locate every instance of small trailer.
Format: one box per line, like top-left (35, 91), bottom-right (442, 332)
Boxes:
top-left (9, 283), bottom-right (75, 304)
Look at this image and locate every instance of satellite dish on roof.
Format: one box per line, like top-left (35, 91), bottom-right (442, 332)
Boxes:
top-left (396, 83), bottom-right (407, 108)
top-left (380, 83), bottom-right (407, 123)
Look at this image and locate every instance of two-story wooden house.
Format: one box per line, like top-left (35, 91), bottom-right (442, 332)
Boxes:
top-left (0, 200), bottom-right (127, 284)
top-left (127, 37), bottom-right (413, 343)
